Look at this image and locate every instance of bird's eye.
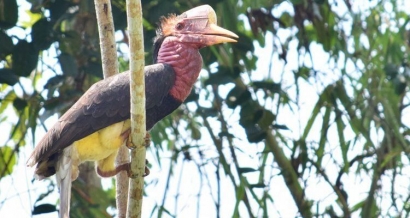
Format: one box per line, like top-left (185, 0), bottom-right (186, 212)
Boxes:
top-left (175, 23), bottom-right (184, 30)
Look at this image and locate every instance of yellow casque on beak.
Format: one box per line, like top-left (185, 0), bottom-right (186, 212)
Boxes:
top-left (176, 5), bottom-right (238, 46)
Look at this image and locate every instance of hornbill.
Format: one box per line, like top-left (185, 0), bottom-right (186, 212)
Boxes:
top-left (27, 4), bottom-right (237, 217)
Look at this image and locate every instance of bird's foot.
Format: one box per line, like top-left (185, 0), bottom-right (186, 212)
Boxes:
top-left (144, 132), bottom-right (151, 148)
top-left (96, 161), bottom-right (149, 178)
top-left (122, 130), bottom-right (151, 150)
top-left (144, 159), bottom-right (150, 177)
top-left (126, 160), bottom-right (150, 178)
top-left (97, 163), bottom-right (129, 178)
top-left (121, 129), bottom-right (136, 150)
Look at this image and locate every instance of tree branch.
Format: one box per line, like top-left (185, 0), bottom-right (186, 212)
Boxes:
top-left (265, 132), bottom-right (312, 217)
top-left (93, 0), bottom-right (128, 217)
top-left (126, 0), bottom-right (146, 217)
top-left (94, 0), bottom-right (119, 78)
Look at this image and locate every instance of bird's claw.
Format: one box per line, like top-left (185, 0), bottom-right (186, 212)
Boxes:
top-left (144, 165), bottom-right (150, 177)
top-left (123, 131), bottom-right (151, 150)
top-left (126, 160), bottom-right (150, 178)
top-left (126, 139), bottom-right (137, 150)
top-left (144, 132), bottom-right (151, 148)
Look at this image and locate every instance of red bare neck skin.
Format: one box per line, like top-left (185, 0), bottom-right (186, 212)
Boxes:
top-left (156, 36), bottom-right (203, 102)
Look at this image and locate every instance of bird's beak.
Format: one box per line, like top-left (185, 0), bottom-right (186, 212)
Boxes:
top-left (179, 5), bottom-right (238, 46)
top-left (201, 23), bottom-right (238, 46)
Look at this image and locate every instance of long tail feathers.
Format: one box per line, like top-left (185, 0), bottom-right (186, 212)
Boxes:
top-left (56, 147), bottom-right (73, 218)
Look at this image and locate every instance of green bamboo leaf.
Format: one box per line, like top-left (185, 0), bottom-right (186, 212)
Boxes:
top-left (252, 81), bottom-right (281, 93)
top-left (302, 84), bottom-right (334, 139)
top-left (316, 106), bottom-right (331, 166)
top-left (336, 118), bottom-right (349, 172)
top-left (350, 200), bottom-right (365, 213)
top-left (381, 99), bottom-right (408, 149)
top-left (380, 150), bottom-right (401, 169)
top-left (249, 183), bottom-right (266, 189)
top-left (0, 69), bottom-right (18, 86)
top-left (0, 90), bottom-right (16, 114)
top-left (257, 109), bottom-right (275, 130)
top-left (233, 182), bottom-right (246, 218)
top-left (31, 18), bottom-right (55, 50)
top-left (245, 125), bottom-right (266, 143)
top-left (12, 40), bottom-right (38, 77)
top-left (0, 146), bottom-right (16, 177)
top-left (0, 0), bottom-right (18, 29)
top-left (361, 197), bottom-right (379, 218)
top-left (32, 204), bottom-right (57, 215)
top-left (334, 81), bottom-right (363, 135)
top-left (58, 53), bottom-right (79, 76)
top-left (226, 86), bottom-right (252, 109)
top-left (238, 167), bottom-right (258, 174)
top-left (0, 31), bottom-right (14, 58)
top-left (28, 95), bottom-right (41, 143)
top-left (218, 131), bottom-right (235, 138)
top-left (13, 97), bottom-right (27, 111)
top-left (239, 101), bottom-right (259, 127)
top-left (189, 121), bottom-right (201, 140)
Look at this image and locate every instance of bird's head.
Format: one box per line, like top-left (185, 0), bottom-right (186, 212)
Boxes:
top-left (154, 5), bottom-right (238, 101)
top-left (156, 5), bottom-right (238, 49)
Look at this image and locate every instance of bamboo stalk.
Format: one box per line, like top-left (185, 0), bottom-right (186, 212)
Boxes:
top-left (126, 0), bottom-right (146, 217)
top-left (94, 0), bottom-right (118, 78)
top-left (93, 1), bottom-right (129, 217)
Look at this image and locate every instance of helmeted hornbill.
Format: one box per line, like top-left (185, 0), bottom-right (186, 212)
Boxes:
top-left (27, 4), bottom-right (237, 217)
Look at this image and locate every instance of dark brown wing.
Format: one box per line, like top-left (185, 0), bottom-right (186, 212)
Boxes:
top-left (27, 63), bottom-right (175, 167)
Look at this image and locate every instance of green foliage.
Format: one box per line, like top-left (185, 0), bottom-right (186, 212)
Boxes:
top-left (0, 31), bottom-right (14, 59)
top-left (0, 0), bottom-right (18, 29)
top-left (31, 18), bottom-right (55, 50)
top-left (12, 40), bottom-right (38, 77)
top-left (32, 203), bottom-right (57, 215)
top-left (0, 146), bottom-right (16, 177)
top-left (0, 69), bottom-right (18, 85)
top-left (69, 180), bottom-right (116, 218)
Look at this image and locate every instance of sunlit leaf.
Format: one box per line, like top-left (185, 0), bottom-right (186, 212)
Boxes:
top-left (19, 9), bottom-right (42, 28)
top-left (279, 12), bottom-right (293, 28)
top-left (0, 146), bottom-right (16, 177)
top-left (0, 90), bottom-right (16, 114)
